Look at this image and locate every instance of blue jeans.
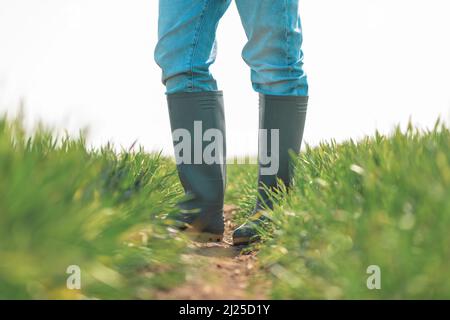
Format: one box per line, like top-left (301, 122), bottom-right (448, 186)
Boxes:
top-left (154, 0), bottom-right (308, 96)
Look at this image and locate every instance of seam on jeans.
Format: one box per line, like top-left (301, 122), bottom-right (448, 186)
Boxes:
top-left (284, 0), bottom-right (292, 78)
top-left (188, 0), bottom-right (211, 92)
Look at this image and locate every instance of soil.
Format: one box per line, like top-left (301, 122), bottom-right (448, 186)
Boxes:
top-left (155, 205), bottom-right (270, 300)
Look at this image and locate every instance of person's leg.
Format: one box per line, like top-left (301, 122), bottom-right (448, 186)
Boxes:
top-left (154, 0), bottom-right (232, 241)
top-left (154, 0), bottom-right (232, 94)
top-left (234, 0), bottom-right (308, 96)
top-left (233, 0), bottom-right (309, 245)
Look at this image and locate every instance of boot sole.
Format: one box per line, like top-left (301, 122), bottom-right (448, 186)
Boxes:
top-left (186, 230), bottom-right (223, 243)
top-left (232, 236), bottom-right (260, 246)
top-left (232, 237), bottom-right (250, 246)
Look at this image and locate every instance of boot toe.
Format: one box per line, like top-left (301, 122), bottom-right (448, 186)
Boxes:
top-left (167, 212), bottom-right (224, 243)
top-left (232, 223), bottom-right (260, 246)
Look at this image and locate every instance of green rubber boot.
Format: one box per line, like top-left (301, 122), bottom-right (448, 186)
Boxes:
top-left (166, 91), bottom-right (226, 243)
top-left (233, 94), bottom-right (308, 245)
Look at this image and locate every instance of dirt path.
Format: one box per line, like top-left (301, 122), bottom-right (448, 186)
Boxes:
top-left (155, 205), bottom-right (270, 300)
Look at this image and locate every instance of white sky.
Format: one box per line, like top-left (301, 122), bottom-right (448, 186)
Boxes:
top-left (1, 0), bottom-right (450, 156)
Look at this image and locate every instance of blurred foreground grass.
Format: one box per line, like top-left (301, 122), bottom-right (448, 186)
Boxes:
top-left (0, 116), bottom-right (186, 299)
top-left (1, 114), bottom-right (450, 299)
top-left (231, 121), bottom-right (450, 299)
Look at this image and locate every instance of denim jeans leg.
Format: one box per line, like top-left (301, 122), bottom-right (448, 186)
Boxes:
top-left (154, 0), bottom-right (232, 94)
top-left (235, 0), bottom-right (308, 96)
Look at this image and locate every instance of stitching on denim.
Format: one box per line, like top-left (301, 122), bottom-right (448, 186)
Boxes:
top-left (284, 0), bottom-right (292, 78)
top-left (188, 0), bottom-right (211, 92)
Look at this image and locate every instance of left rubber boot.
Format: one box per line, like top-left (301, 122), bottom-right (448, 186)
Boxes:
top-left (233, 94), bottom-right (308, 245)
top-left (166, 91), bottom-right (227, 242)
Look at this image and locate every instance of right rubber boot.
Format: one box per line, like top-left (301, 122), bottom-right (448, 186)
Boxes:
top-left (233, 94), bottom-right (308, 245)
top-left (166, 91), bottom-right (226, 242)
